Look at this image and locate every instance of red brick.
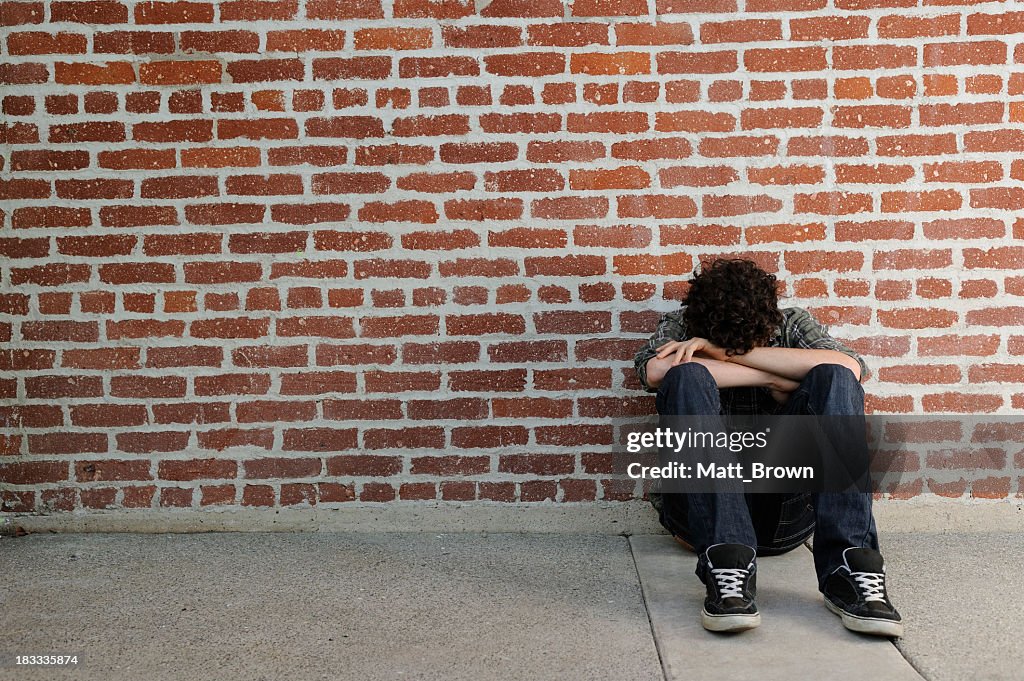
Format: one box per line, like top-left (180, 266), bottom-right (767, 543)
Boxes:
top-left (311, 56), bottom-right (391, 81)
top-left (532, 366), bottom-right (610, 387)
top-left (365, 426), bottom-right (445, 449)
top-left (499, 454), bottom-right (574, 475)
top-left (521, 480), bottom-right (558, 501)
top-left (140, 60), bottom-right (220, 85)
top-left (195, 484), bottom-right (233, 506)
top-left (969, 364), bottom-right (1024, 383)
top-left (837, 45), bottom-right (918, 70)
top-left (879, 308), bottom-right (958, 329)
top-left (98, 204), bottom-right (177, 228)
top-left (1, 236), bottom-right (47, 260)
top-left (924, 40), bottom-right (1006, 66)
top-left (703, 194), bottom-right (782, 217)
top-left (786, 251), bottom-right (864, 273)
top-left (474, 481), bottom-right (512, 501)
top-left (658, 50), bottom-right (738, 74)
top-left (282, 483), bottom-right (317, 503)
top-left (790, 16), bottom-right (870, 40)
top-left (218, 118), bottom-right (299, 140)
top-left (313, 339), bottom-right (392, 366)
top-left (268, 28), bottom-right (348, 51)
top-left (357, 482), bottom-right (394, 501)
top-left (227, 58), bottom-right (303, 82)
top-left (525, 22), bottom-right (604, 49)
top-left (878, 365), bottom-right (961, 384)
top-left (397, 342), bottom-right (475, 366)
top-left (325, 454), bottom-right (400, 477)
top-left (970, 187), bottom-right (1024, 210)
top-left (699, 136), bottom-right (782, 160)
top-left (52, 1), bottom-right (128, 23)
top-left (60, 347), bottom-right (140, 371)
top-left (788, 135), bottom-right (869, 157)
top-left (20, 319), bottom-right (97, 342)
top-left (450, 369), bottom-right (527, 392)
top-left (446, 313), bottom-right (525, 335)
top-left (964, 247), bottom-right (1024, 269)
top-left (28, 430), bottom-right (108, 455)
top-left (117, 430), bottom-right (190, 450)
top-left (921, 102), bottom-right (1004, 127)
top-left (744, 47), bottom-right (825, 72)
top-left (280, 424), bottom-right (359, 452)
top-left (305, 0), bottom-right (382, 19)
top-left (701, 19), bottom-right (781, 43)
top-left (400, 398), bottom-right (480, 422)
top-left (280, 481), bottom-right (319, 501)
top-left (74, 459), bottom-right (151, 482)
top-left (879, 14), bottom-right (959, 38)
top-left (134, 1), bottom-right (213, 23)
top-left (881, 189), bottom-right (962, 213)
top-left (1, 2), bottom-right (44, 25)
top-left (533, 425), bottom-right (611, 447)
top-left (745, 223), bottom-right (825, 246)
top-left (794, 192), bottom-right (872, 215)
top-left (8, 31), bottom-right (88, 55)
top-left (241, 484), bottom-right (274, 506)
top-left (400, 229), bottom-right (479, 251)
top-left (363, 370), bottom-right (441, 393)
top-left (177, 29), bottom-right (256, 53)
top-left (834, 105), bottom-right (912, 128)
top-left (317, 482), bottom-right (355, 502)
top-left (271, 318), bottom-right (354, 343)
top-left (873, 249), bottom-right (953, 270)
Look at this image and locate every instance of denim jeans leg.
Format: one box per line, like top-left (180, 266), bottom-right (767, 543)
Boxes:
top-left (778, 363), bottom-right (879, 590)
top-left (655, 362), bottom-right (757, 581)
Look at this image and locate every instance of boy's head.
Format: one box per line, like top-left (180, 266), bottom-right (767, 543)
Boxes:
top-left (682, 258), bottom-right (783, 356)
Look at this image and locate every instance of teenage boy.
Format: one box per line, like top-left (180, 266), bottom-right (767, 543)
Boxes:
top-left (633, 258), bottom-right (903, 637)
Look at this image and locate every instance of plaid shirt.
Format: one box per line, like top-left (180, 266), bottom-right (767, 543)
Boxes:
top-left (633, 306), bottom-right (869, 415)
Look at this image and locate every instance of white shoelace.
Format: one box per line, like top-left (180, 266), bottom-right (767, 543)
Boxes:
top-left (711, 567), bottom-right (749, 599)
top-left (851, 571), bottom-right (887, 602)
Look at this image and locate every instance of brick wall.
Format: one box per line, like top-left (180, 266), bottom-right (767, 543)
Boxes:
top-left (2, 0), bottom-right (1023, 514)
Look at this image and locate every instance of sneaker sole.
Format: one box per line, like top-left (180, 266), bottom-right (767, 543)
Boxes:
top-left (824, 597), bottom-right (904, 638)
top-left (701, 609), bottom-right (761, 633)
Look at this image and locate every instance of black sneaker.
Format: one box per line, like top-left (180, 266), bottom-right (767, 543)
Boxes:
top-left (700, 543), bottom-right (760, 632)
top-left (822, 547), bottom-right (904, 638)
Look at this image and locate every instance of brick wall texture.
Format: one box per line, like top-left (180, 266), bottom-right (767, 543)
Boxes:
top-left (2, 0), bottom-right (1024, 514)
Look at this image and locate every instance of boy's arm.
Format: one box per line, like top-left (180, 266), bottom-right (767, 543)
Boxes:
top-left (725, 346), bottom-right (862, 382)
top-left (633, 307), bottom-right (827, 392)
top-left (645, 354), bottom-right (800, 392)
top-left (725, 308), bottom-right (867, 382)
top-left (633, 310), bottom-right (688, 392)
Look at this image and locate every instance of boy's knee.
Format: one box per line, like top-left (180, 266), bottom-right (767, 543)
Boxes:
top-left (801, 363), bottom-right (865, 414)
top-left (661, 361), bottom-right (716, 391)
top-left (806, 362), bottom-right (859, 386)
top-left (657, 362), bottom-right (721, 415)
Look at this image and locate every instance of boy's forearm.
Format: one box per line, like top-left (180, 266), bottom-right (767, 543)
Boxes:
top-left (725, 346), bottom-right (862, 382)
top-left (644, 355), bottom-right (798, 391)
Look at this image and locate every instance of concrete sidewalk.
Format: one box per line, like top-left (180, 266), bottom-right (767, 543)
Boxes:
top-left (631, 535), bottom-right (922, 681)
top-left (1, 530), bottom-right (1020, 681)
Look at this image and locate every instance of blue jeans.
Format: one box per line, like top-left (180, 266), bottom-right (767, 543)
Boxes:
top-left (654, 362), bottom-right (879, 592)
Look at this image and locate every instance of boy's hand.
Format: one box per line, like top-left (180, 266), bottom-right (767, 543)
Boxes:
top-left (766, 374), bottom-right (799, 404)
top-left (655, 337), bottom-right (728, 364)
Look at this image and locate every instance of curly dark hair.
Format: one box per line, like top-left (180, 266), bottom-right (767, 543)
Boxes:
top-left (682, 258), bottom-right (783, 356)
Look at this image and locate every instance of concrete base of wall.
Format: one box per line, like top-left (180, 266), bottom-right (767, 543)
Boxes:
top-left (2, 498), bottom-right (1021, 536)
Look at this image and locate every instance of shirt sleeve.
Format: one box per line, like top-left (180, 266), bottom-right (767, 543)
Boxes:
top-left (633, 309), bottom-right (689, 392)
top-left (788, 308), bottom-right (869, 381)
